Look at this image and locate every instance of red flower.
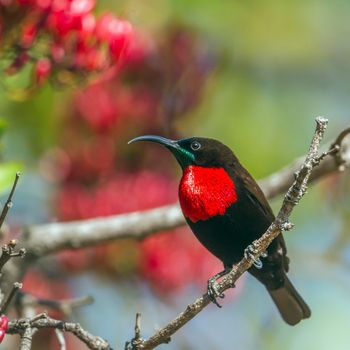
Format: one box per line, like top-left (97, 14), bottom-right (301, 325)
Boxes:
top-left (78, 13), bottom-right (96, 40)
top-left (75, 83), bottom-right (119, 132)
top-left (3, 1), bottom-right (135, 87)
top-left (69, 0), bottom-right (95, 16)
top-left (52, 26), bottom-right (215, 294)
top-left (140, 229), bottom-right (223, 293)
top-left (22, 270), bottom-right (71, 301)
top-left (47, 10), bottom-right (81, 36)
top-left (21, 23), bottom-right (38, 48)
top-left (22, 270), bottom-right (71, 319)
top-left (0, 315), bottom-right (9, 343)
top-left (96, 13), bottom-right (133, 60)
top-left (34, 58), bottom-right (52, 85)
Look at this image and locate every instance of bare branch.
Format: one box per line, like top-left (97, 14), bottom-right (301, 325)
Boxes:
top-left (0, 240), bottom-right (25, 313)
top-left (55, 328), bottom-right (67, 350)
top-left (125, 117), bottom-right (329, 350)
top-left (7, 313), bottom-right (112, 350)
top-left (134, 313), bottom-right (141, 343)
top-left (0, 172), bottom-right (20, 230)
top-left (260, 125), bottom-right (350, 198)
top-left (22, 125), bottom-right (350, 258)
top-left (25, 204), bottom-right (184, 257)
top-left (19, 326), bottom-right (35, 350)
top-left (125, 313), bottom-right (143, 350)
top-left (1, 120), bottom-right (348, 350)
top-left (0, 240), bottom-right (25, 273)
top-left (19, 293), bottom-right (94, 317)
top-left (0, 281), bottom-right (22, 314)
top-left (1, 122), bottom-right (348, 312)
top-left (330, 126), bottom-right (350, 171)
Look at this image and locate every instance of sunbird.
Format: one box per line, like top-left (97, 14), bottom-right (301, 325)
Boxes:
top-left (129, 135), bottom-right (311, 325)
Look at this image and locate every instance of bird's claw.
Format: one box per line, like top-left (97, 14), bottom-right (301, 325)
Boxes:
top-left (207, 279), bottom-right (225, 308)
top-left (261, 251), bottom-right (268, 258)
top-left (244, 244), bottom-right (263, 269)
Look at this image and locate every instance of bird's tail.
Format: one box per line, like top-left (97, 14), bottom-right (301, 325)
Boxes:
top-left (268, 274), bottom-right (311, 325)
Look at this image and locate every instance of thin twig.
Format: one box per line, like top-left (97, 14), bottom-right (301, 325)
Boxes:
top-left (55, 328), bottom-right (67, 350)
top-left (0, 120), bottom-right (348, 350)
top-left (125, 313), bottom-right (143, 349)
top-left (19, 293), bottom-right (94, 316)
top-left (0, 123), bottom-right (348, 349)
top-left (0, 240), bottom-right (25, 273)
top-left (21, 125), bottom-right (350, 259)
top-left (134, 313), bottom-right (141, 341)
top-left (0, 281), bottom-right (22, 314)
top-left (127, 117), bottom-right (329, 350)
top-left (260, 125), bottom-right (350, 198)
top-left (330, 126), bottom-right (350, 171)
top-left (0, 171), bottom-right (20, 229)
top-left (332, 126), bottom-right (350, 149)
top-left (8, 313), bottom-right (112, 350)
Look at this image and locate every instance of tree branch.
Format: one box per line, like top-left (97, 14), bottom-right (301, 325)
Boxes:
top-left (1, 122), bottom-right (348, 303)
top-left (7, 313), bottom-right (112, 350)
top-left (125, 117), bottom-right (329, 350)
top-left (0, 240), bottom-right (25, 273)
top-left (24, 205), bottom-right (184, 258)
top-left (259, 125), bottom-right (350, 198)
top-left (125, 313), bottom-right (143, 350)
top-left (17, 293), bottom-right (94, 317)
top-left (0, 281), bottom-right (22, 314)
top-left (0, 172), bottom-right (20, 230)
top-left (19, 326), bottom-right (36, 350)
top-left (55, 328), bottom-right (67, 350)
top-left (22, 125), bottom-right (350, 258)
top-left (1, 120), bottom-right (348, 350)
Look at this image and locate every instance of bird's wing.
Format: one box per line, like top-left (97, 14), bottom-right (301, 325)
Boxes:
top-left (239, 167), bottom-right (275, 222)
top-left (235, 163), bottom-right (289, 271)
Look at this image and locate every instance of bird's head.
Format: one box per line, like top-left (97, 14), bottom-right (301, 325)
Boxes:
top-left (128, 135), bottom-right (235, 169)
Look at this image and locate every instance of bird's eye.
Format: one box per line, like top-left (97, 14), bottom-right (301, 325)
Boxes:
top-left (190, 141), bottom-right (201, 151)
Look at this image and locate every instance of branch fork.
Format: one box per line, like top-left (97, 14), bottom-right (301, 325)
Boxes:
top-left (126, 117), bottom-right (330, 350)
top-left (8, 313), bottom-right (113, 350)
top-left (2, 120), bottom-right (350, 350)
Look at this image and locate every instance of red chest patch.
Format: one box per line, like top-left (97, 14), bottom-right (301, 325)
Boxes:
top-left (179, 166), bottom-right (237, 223)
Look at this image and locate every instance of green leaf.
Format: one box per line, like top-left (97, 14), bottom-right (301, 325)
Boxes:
top-left (0, 162), bottom-right (23, 195)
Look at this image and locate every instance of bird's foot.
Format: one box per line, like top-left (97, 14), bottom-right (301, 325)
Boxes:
top-left (206, 267), bottom-right (232, 308)
top-left (244, 244), bottom-right (263, 269)
top-left (261, 250), bottom-right (268, 258)
top-left (207, 277), bottom-right (225, 308)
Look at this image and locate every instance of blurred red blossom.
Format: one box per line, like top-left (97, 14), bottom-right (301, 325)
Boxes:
top-left (20, 270), bottom-right (84, 349)
top-left (21, 269), bottom-right (71, 320)
top-left (71, 27), bottom-right (214, 134)
top-left (0, 0), bottom-right (134, 88)
top-left (58, 171), bottom-right (177, 221)
top-left (140, 228), bottom-right (222, 293)
top-left (34, 57), bottom-right (52, 84)
top-left (52, 26), bottom-right (217, 294)
top-left (22, 270), bottom-right (71, 302)
top-left (0, 315), bottom-right (8, 343)
top-left (56, 171), bottom-right (178, 275)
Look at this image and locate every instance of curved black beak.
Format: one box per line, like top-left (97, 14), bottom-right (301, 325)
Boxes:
top-left (128, 135), bottom-right (179, 150)
top-left (128, 135), bottom-right (194, 168)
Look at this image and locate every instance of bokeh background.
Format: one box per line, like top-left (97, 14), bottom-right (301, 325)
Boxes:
top-left (1, 0), bottom-right (350, 349)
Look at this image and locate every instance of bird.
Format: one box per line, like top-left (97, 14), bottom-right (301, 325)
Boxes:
top-left (128, 135), bottom-right (311, 325)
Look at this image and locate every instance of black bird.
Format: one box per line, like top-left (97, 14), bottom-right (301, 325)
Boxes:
top-left (129, 135), bottom-right (311, 325)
